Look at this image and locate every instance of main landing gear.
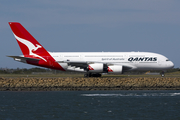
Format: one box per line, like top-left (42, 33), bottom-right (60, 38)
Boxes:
top-left (84, 73), bottom-right (102, 77)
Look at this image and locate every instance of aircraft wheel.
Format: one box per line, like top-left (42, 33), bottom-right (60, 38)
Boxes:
top-left (84, 73), bottom-right (89, 77)
top-left (161, 73), bottom-right (165, 77)
top-left (97, 73), bottom-right (102, 77)
top-left (92, 73), bottom-right (101, 77)
top-left (89, 73), bottom-right (92, 77)
top-left (160, 71), bottom-right (165, 77)
top-left (84, 73), bottom-right (101, 77)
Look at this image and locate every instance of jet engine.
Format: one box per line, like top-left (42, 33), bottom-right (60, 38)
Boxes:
top-left (107, 65), bottom-right (123, 74)
top-left (86, 63), bottom-right (123, 74)
top-left (88, 63), bottom-right (104, 73)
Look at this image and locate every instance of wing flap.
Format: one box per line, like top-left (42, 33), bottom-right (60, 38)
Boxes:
top-left (56, 61), bottom-right (88, 69)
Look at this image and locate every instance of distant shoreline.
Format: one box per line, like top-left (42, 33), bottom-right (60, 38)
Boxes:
top-left (0, 77), bottom-right (180, 91)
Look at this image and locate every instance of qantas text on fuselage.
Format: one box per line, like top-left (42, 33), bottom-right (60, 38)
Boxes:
top-left (128, 57), bottom-right (157, 62)
top-left (8, 22), bottom-right (174, 77)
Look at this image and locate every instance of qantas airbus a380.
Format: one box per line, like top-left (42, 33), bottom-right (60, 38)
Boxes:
top-left (8, 22), bottom-right (174, 77)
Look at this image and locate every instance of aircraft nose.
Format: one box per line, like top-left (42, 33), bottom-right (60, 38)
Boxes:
top-left (169, 61), bottom-right (174, 69)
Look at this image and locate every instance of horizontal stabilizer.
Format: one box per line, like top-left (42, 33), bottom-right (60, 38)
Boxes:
top-left (7, 56), bottom-right (40, 62)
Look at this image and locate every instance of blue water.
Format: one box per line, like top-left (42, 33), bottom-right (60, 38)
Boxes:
top-left (0, 90), bottom-right (180, 120)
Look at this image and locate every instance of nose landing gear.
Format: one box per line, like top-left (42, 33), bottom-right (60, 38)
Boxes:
top-left (160, 71), bottom-right (165, 77)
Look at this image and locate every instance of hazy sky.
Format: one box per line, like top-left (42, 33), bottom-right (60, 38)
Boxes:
top-left (1, 0), bottom-right (180, 68)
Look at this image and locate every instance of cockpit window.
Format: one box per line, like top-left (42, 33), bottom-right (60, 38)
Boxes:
top-left (166, 59), bottom-right (169, 61)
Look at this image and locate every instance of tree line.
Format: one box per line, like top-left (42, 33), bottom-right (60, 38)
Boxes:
top-left (0, 67), bottom-right (53, 74)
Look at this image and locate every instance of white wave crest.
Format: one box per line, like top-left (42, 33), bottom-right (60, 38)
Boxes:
top-left (81, 93), bottom-right (180, 97)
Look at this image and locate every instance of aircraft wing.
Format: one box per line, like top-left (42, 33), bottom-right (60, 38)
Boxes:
top-left (57, 61), bottom-right (91, 69)
top-left (56, 60), bottom-right (133, 71)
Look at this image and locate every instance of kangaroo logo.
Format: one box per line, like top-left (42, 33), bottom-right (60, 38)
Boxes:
top-left (32, 44), bottom-right (42, 52)
top-left (14, 34), bottom-right (47, 62)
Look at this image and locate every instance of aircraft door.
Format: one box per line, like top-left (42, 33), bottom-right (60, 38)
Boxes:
top-left (80, 54), bottom-right (84, 61)
top-left (58, 55), bottom-right (63, 61)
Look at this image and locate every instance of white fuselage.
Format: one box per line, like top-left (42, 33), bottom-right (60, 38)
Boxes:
top-left (49, 52), bottom-right (174, 73)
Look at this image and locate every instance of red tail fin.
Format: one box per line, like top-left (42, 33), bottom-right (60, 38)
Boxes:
top-left (9, 22), bottom-right (49, 61)
top-left (9, 22), bottom-right (65, 71)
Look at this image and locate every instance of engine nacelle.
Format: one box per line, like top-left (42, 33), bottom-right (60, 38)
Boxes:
top-left (86, 63), bottom-right (123, 74)
top-left (88, 63), bottom-right (104, 73)
top-left (107, 65), bottom-right (123, 74)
